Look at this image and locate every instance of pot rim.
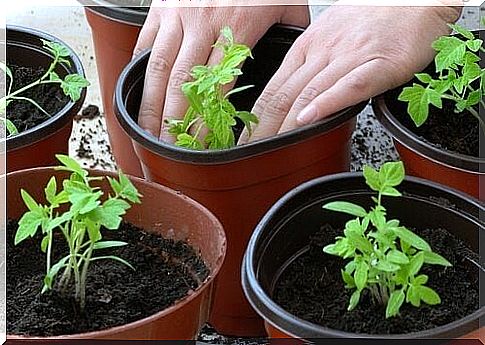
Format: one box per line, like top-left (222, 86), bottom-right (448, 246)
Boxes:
top-left (6, 166), bottom-right (227, 340)
top-left (114, 24), bottom-right (367, 165)
top-left (79, 0), bottom-right (148, 26)
top-left (242, 172), bottom-right (485, 339)
top-left (372, 93), bottom-right (484, 174)
top-left (4, 25), bottom-right (87, 151)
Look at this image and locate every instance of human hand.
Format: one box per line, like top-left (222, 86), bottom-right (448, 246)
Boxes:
top-left (133, 2), bottom-right (309, 142)
top-left (239, 2), bottom-right (461, 144)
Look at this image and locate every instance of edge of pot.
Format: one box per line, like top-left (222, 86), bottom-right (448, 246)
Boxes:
top-left (5, 25), bottom-right (87, 151)
top-left (78, 0), bottom-right (148, 26)
top-left (372, 93), bottom-right (484, 175)
top-left (242, 172), bottom-right (485, 339)
top-left (6, 167), bottom-right (227, 340)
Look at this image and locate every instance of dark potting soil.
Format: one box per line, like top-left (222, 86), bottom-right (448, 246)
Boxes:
top-left (273, 224), bottom-right (480, 335)
top-left (7, 219), bottom-right (210, 336)
top-left (7, 65), bottom-right (69, 133)
top-left (386, 87), bottom-right (479, 158)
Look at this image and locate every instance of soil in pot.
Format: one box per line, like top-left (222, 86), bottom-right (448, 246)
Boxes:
top-left (7, 64), bottom-right (69, 134)
top-left (273, 224), bottom-right (480, 335)
top-left (7, 219), bottom-right (209, 337)
top-left (385, 87), bottom-right (478, 158)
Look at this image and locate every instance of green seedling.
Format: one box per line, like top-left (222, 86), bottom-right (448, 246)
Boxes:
top-left (1, 39), bottom-right (90, 137)
top-left (322, 161), bottom-right (451, 318)
top-left (399, 23), bottom-right (485, 134)
top-left (14, 155), bottom-right (141, 311)
top-left (168, 27), bottom-right (259, 150)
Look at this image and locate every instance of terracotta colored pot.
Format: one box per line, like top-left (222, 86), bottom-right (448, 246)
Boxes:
top-left (5, 26), bottom-right (87, 173)
top-left (114, 24), bottom-right (367, 336)
top-left (81, 2), bottom-right (147, 177)
top-left (242, 173), bottom-right (485, 340)
top-left (7, 167), bottom-right (226, 340)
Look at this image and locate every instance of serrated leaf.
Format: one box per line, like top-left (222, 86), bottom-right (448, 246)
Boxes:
top-left (465, 39), bottom-right (482, 52)
top-left (398, 84), bottom-right (442, 127)
top-left (42, 39), bottom-right (71, 57)
top-left (449, 23), bottom-right (475, 40)
top-left (175, 133), bottom-right (204, 150)
top-left (415, 73), bottom-right (433, 84)
top-left (386, 289), bottom-right (405, 318)
top-left (61, 74), bottom-right (90, 102)
top-left (432, 36), bottom-right (467, 72)
top-left (15, 212), bottom-right (43, 245)
top-left (323, 201), bottom-right (367, 217)
top-left (117, 170), bottom-right (141, 204)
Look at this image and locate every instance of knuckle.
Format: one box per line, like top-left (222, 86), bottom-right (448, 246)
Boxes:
top-left (148, 49), bottom-right (172, 76)
top-left (298, 86), bottom-right (321, 104)
top-left (345, 73), bottom-right (367, 93)
top-left (169, 67), bottom-right (193, 90)
top-left (265, 91), bottom-right (293, 116)
top-left (140, 102), bottom-right (161, 120)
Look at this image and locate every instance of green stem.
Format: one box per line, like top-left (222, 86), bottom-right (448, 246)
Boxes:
top-left (78, 243), bottom-right (94, 312)
top-left (2, 80), bottom-right (59, 100)
top-left (467, 107), bottom-right (485, 137)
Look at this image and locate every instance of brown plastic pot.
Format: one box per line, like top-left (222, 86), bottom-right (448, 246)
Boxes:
top-left (114, 24), bottom-right (367, 336)
top-left (372, 30), bottom-right (484, 200)
top-left (80, 1), bottom-right (148, 177)
top-left (5, 26), bottom-right (87, 173)
top-left (6, 167), bottom-right (226, 340)
top-left (242, 173), bottom-right (485, 341)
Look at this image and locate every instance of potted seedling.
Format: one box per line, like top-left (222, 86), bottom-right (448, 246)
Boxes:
top-left (242, 162), bottom-right (484, 340)
top-left (114, 25), bottom-right (367, 336)
top-left (77, 0), bottom-right (152, 177)
top-left (373, 23), bottom-right (484, 199)
top-left (7, 155), bottom-right (226, 340)
top-left (3, 26), bottom-right (89, 172)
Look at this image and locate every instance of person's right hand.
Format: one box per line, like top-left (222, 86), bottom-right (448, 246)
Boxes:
top-left (133, 3), bottom-right (309, 142)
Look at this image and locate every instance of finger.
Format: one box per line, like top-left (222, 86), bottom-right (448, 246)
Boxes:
top-left (132, 8), bottom-right (162, 58)
top-left (237, 42), bottom-right (307, 145)
top-left (160, 33), bottom-right (214, 143)
top-left (296, 59), bottom-right (393, 126)
top-left (278, 57), bottom-right (358, 133)
top-left (138, 21), bottom-right (183, 137)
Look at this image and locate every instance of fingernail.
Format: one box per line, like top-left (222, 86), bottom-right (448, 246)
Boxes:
top-left (297, 105), bottom-right (317, 125)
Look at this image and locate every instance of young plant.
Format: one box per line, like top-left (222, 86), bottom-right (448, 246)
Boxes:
top-left (167, 27), bottom-right (258, 150)
top-left (0, 39), bottom-right (90, 137)
top-left (14, 155), bottom-right (141, 311)
top-left (322, 161), bottom-right (452, 318)
top-left (398, 23), bottom-right (485, 134)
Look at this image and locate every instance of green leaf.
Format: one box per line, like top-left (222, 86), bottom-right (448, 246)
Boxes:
top-left (417, 286), bottom-right (441, 305)
top-left (55, 154), bottom-right (87, 177)
top-left (45, 212), bottom-right (72, 232)
top-left (423, 251), bottom-right (452, 267)
top-left (341, 269), bottom-right (355, 288)
top-left (376, 260), bottom-right (401, 272)
top-left (90, 255), bottom-right (135, 270)
top-left (117, 170), bottom-right (142, 204)
top-left (415, 73), bottom-right (433, 84)
top-left (413, 274), bottom-right (428, 285)
top-left (175, 133), bottom-right (204, 150)
top-left (323, 238), bottom-right (350, 257)
top-left (432, 36), bottom-right (467, 72)
top-left (236, 111), bottom-right (259, 136)
top-left (45, 177), bottom-right (57, 204)
top-left (363, 165), bottom-right (380, 191)
top-left (407, 285), bottom-right (421, 307)
top-left (93, 198), bottom-right (131, 230)
top-left (323, 201), bottom-right (367, 217)
top-left (465, 39), bottom-right (482, 52)
top-left (348, 290), bottom-right (361, 311)
top-left (5, 118), bottom-right (18, 136)
top-left (398, 84), bottom-right (442, 127)
top-left (93, 241), bottom-right (128, 250)
top-left (21, 189), bottom-right (40, 212)
top-left (448, 23), bottom-right (475, 40)
top-left (41, 234), bottom-right (50, 253)
top-left (42, 39), bottom-right (71, 57)
top-left (465, 90), bottom-right (481, 107)
top-left (381, 186), bottom-right (402, 197)
top-left (408, 252), bottom-right (425, 276)
top-left (393, 227), bottom-right (431, 251)
top-left (43, 255), bottom-right (70, 293)
top-left (387, 250), bottom-right (410, 265)
top-left (61, 74), bottom-right (90, 102)
top-left (386, 289), bottom-right (405, 318)
top-left (379, 161), bottom-right (405, 188)
top-left (354, 261), bottom-right (368, 290)
top-left (226, 85), bottom-right (255, 98)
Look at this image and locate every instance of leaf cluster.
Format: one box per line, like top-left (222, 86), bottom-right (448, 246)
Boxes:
top-left (323, 162), bottom-right (451, 318)
top-left (398, 24), bottom-right (485, 131)
top-left (15, 155), bottom-right (141, 311)
top-left (1, 39), bottom-right (90, 137)
top-left (168, 27), bottom-right (258, 150)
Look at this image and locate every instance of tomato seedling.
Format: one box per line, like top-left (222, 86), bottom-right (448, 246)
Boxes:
top-left (1, 39), bottom-right (90, 137)
top-left (399, 24), bottom-right (485, 134)
top-left (14, 155), bottom-right (142, 311)
top-left (323, 161), bottom-right (451, 318)
top-left (167, 27), bottom-right (259, 150)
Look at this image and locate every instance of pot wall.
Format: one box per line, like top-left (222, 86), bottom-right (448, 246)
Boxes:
top-left (84, 7), bottom-right (144, 177)
top-left (7, 168), bottom-right (226, 340)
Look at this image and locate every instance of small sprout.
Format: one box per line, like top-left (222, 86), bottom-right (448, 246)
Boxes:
top-left (168, 27), bottom-right (259, 150)
top-left (0, 39), bottom-right (90, 137)
top-left (14, 155), bottom-right (142, 312)
top-left (323, 161), bottom-right (451, 318)
top-left (399, 23), bottom-right (485, 134)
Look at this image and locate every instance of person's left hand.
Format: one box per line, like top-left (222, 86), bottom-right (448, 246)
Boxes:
top-left (239, 2), bottom-right (461, 144)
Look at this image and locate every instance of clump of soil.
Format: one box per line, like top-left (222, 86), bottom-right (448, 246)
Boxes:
top-left (273, 224), bottom-right (480, 335)
top-left (7, 219), bottom-right (209, 337)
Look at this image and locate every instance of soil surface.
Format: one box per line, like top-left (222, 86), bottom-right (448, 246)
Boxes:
top-left (386, 76), bottom-right (480, 158)
top-left (7, 65), bottom-right (69, 134)
top-left (7, 219), bottom-right (209, 337)
top-left (273, 224), bottom-right (480, 335)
